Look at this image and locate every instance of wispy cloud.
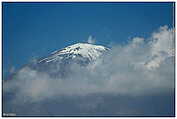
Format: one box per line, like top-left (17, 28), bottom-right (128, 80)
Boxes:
top-left (87, 35), bottom-right (96, 44)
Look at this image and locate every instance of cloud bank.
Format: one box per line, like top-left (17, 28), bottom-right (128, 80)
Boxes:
top-left (3, 25), bottom-right (175, 116)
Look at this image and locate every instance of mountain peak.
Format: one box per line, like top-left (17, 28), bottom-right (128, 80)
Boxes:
top-left (38, 43), bottom-right (109, 64)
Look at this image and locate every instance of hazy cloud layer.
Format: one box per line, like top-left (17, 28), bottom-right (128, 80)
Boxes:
top-left (3, 25), bottom-right (175, 116)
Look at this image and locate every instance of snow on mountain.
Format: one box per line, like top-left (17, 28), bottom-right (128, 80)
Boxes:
top-left (5, 43), bottom-right (110, 80)
top-left (38, 43), bottom-right (109, 64)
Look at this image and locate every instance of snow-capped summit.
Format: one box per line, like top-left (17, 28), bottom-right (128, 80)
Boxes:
top-left (38, 43), bottom-right (109, 64)
top-left (6, 43), bottom-right (109, 80)
top-left (29, 43), bottom-right (110, 78)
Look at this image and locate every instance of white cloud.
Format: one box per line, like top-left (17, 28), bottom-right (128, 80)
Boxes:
top-left (144, 25), bottom-right (174, 70)
top-left (87, 35), bottom-right (96, 44)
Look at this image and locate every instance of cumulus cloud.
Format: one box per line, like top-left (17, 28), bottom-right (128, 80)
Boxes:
top-left (145, 25), bottom-right (174, 69)
top-left (87, 35), bottom-right (96, 44)
top-left (3, 25), bottom-right (175, 116)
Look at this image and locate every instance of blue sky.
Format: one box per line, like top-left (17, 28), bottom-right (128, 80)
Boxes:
top-left (3, 2), bottom-right (174, 77)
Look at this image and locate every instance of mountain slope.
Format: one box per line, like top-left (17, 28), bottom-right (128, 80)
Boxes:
top-left (38, 43), bottom-right (109, 64)
top-left (20, 43), bottom-right (110, 78)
